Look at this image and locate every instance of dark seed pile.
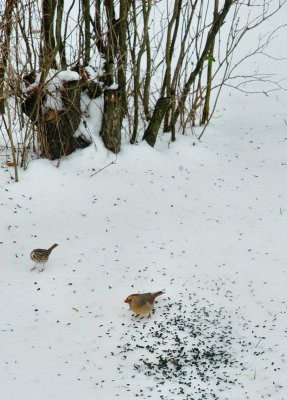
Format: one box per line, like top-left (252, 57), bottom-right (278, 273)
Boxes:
top-left (115, 293), bottom-right (282, 399)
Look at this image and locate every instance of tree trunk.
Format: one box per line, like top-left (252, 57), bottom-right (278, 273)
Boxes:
top-left (103, 0), bottom-right (118, 87)
top-left (22, 78), bottom-right (91, 160)
top-left (162, 0), bottom-right (181, 132)
top-left (143, 97), bottom-right (170, 147)
top-left (0, 0), bottom-right (15, 114)
top-left (173, 0), bottom-right (233, 126)
top-left (100, 89), bottom-right (122, 153)
top-left (41, 0), bottom-right (57, 69)
top-left (118, 0), bottom-right (131, 114)
top-left (200, 0), bottom-right (218, 125)
top-left (81, 0), bottom-right (91, 64)
top-left (55, 0), bottom-right (66, 69)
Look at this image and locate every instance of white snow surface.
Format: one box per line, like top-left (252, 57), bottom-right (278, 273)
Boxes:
top-left (1, 87), bottom-right (287, 400)
top-left (1, 12), bottom-right (287, 400)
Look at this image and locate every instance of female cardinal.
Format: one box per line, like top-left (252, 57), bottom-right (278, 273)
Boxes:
top-left (124, 291), bottom-right (164, 315)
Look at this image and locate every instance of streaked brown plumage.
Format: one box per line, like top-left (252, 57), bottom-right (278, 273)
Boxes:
top-left (124, 291), bottom-right (164, 315)
top-left (30, 243), bottom-right (58, 271)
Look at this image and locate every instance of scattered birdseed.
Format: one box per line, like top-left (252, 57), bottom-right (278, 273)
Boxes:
top-left (114, 293), bottom-right (284, 399)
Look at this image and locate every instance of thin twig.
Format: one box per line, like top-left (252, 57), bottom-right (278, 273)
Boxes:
top-left (90, 159), bottom-right (117, 177)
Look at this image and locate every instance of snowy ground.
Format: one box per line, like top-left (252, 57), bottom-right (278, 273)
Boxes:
top-left (1, 84), bottom-right (287, 400)
top-left (1, 8), bottom-right (287, 396)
